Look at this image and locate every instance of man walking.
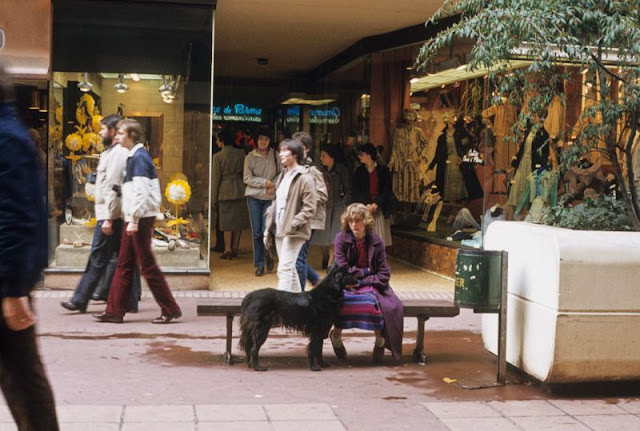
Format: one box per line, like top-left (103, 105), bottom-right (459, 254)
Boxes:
top-left (93, 119), bottom-right (181, 324)
top-left (0, 59), bottom-right (59, 430)
top-left (60, 114), bottom-right (140, 313)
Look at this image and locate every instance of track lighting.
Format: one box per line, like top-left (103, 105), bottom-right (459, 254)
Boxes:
top-left (78, 72), bottom-right (92, 92)
top-left (114, 74), bottom-right (128, 93)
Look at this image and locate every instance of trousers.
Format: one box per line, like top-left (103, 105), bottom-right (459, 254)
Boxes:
top-left (275, 236), bottom-right (305, 292)
top-left (0, 299), bottom-right (59, 431)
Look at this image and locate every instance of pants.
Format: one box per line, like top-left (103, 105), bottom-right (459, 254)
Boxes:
top-left (247, 197), bottom-right (272, 269)
top-left (106, 217), bottom-right (180, 318)
top-left (0, 300), bottom-right (59, 431)
top-left (71, 219), bottom-right (140, 310)
top-left (275, 236), bottom-right (305, 292)
top-left (93, 253), bottom-right (141, 311)
top-left (295, 231), bottom-right (320, 291)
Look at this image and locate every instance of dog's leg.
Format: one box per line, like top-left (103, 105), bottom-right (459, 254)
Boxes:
top-left (307, 335), bottom-right (323, 371)
top-left (251, 324), bottom-right (270, 371)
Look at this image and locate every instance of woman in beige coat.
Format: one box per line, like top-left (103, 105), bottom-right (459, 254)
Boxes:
top-left (264, 139), bottom-right (317, 292)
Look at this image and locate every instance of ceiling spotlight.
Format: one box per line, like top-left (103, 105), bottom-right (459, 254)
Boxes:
top-left (77, 72), bottom-right (92, 92)
top-left (114, 74), bottom-right (128, 93)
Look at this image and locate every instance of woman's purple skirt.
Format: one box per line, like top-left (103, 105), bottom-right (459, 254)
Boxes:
top-left (335, 286), bottom-right (384, 331)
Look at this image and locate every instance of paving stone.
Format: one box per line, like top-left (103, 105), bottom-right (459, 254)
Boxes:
top-left (264, 403), bottom-right (336, 421)
top-left (198, 422), bottom-right (272, 431)
top-left (122, 422), bottom-right (194, 431)
top-left (55, 405), bottom-right (122, 423)
top-left (575, 414), bottom-right (640, 431)
top-left (549, 399), bottom-right (628, 416)
top-left (271, 420), bottom-right (346, 431)
top-left (511, 415), bottom-right (590, 431)
top-left (488, 400), bottom-right (564, 417)
top-left (423, 401), bottom-right (501, 418)
top-left (124, 405), bottom-right (194, 422)
top-left (196, 404), bottom-right (267, 421)
top-left (618, 399), bottom-right (640, 414)
top-left (58, 424), bottom-right (119, 431)
top-left (440, 417), bottom-right (521, 431)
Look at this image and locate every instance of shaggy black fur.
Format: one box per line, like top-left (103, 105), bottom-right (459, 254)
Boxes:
top-left (239, 265), bottom-right (354, 371)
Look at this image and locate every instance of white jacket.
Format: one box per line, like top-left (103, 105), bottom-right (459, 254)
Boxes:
top-left (121, 144), bottom-right (162, 223)
top-left (94, 143), bottom-right (129, 221)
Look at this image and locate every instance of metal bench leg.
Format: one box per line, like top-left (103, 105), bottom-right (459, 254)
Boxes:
top-left (224, 314), bottom-right (234, 365)
top-left (413, 315), bottom-right (429, 365)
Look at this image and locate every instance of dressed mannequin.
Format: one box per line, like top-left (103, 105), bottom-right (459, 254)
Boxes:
top-left (482, 96), bottom-right (517, 171)
top-left (516, 166), bottom-right (558, 221)
top-left (417, 183), bottom-right (443, 232)
top-left (388, 109), bottom-right (428, 203)
top-left (429, 115), bottom-right (468, 202)
top-left (506, 122), bottom-right (550, 213)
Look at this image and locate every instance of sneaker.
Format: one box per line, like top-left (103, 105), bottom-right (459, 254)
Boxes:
top-left (255, 266), bottom-right (265, 276)
top-left (329, 329), bottom-right (347, 360)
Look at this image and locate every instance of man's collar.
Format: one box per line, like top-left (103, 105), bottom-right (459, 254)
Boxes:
top-left (128, 143), bottom-right (145, 156)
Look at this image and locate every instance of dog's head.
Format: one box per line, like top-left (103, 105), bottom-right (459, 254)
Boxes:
top-left (326, 264), bottom-right (358, 291)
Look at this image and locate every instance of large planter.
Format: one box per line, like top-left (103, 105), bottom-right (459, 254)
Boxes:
top-left (481, 221), bottom-right (640, 383)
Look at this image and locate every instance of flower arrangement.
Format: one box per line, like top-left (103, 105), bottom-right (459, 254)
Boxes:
top-left (164, 176), bottom-right (192, 236)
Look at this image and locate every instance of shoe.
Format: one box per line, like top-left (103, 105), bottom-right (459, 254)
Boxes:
top-left (60, 301), bottom-right (86, 313)
top-left (230, 249), bottom-right (238, 258)
top-left (266, 256), bottom-right (274, 272)
top-left (329, 329), bottom-right (347, 360)
top-left (220, 251), bottom-right (234, 259)
top-left (255, 266), bottom-right (265, 276)
top-left (151, 310), bottom-right (182, 324)
top-left (373, 345), bottom-right (385, 364)
top-left (92, 312), bottom-right (123, 323)
top-left (91, 293), bottom-right (107, 301)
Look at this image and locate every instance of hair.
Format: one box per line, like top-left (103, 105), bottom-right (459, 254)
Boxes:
top-left (340, 203), bottom-right (374, 233)
top-left (0, 58), bottom-right (14, 103)
top-left (101, 114), bottom-right (123, 130)
top-left (279, 138), bottom-right (305, 164)
top-left (256, 126), bottom-right (272, 139)
top-left (357, 143), bottom-right (378, 161)
top-left (292, 131), bottom-right (313, 152)
top-left (217, 128), bottom-right (234, 147)
top-left (319, 143), bottom-right (338, 161)
top-left (117, 119), bottom-right (144, 142)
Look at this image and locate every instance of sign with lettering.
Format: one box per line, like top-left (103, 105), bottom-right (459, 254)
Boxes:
top-left (309, 106), bottom-right (341, 124)
top-left (285, 106), bottom-right (300, 124)
top-left (213, 103), bottom-right (263, 122)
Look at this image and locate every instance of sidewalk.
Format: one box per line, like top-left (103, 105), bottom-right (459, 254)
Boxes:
top-left (5, 242), bottom-right (638, 431)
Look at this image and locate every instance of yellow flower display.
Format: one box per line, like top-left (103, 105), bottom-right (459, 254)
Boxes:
top-left (82, 132), bottom-right (100, 152)
top-left (85, 182), bottom-right (95, 202)
top-left (65, 132), bottom-right (83, 152)
top-left (80, 93), bottom-right (95, 115)
top-left (165, 178), bottom-right (191, 206)
top-left (91, 115), bottom-right (103, 133)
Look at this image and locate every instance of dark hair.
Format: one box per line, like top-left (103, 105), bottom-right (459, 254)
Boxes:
top-left (292, 131), bottom-right (313, 153)
top-left (279, 138), bottom-right (305, 164)
top-left (319, 143), bottom-right (338, 161)
top-left (101, 114), bottom-right (123, 130)
top-left (217, 128), bottom-right (234, 147)
top-left (357, 143), bottom-right (378, 161)
top-left (117, 119), bottom-right (144, 142)
top-left (256, 126), bottom-right (272, 140)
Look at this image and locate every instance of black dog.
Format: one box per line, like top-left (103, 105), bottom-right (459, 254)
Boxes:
top-left (239, 265), bottom-right (354, 371)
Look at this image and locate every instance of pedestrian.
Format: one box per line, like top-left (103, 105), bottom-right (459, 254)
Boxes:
top-left (264, 138), bottom-right (317, 292)
top-left (211, 128), bottom-right (249, 260)
top-left (60, 114), bottom-right (140, 313)
top-left (352, 143), bottom-right (393, 246)
top-left (329, 203), bottom-right (403, 364)
top-left (93, 119), bottom-right (182, 324)
top-left (243, 126), bottom-right (278, 276)
top-left (0, 58), bottom-right (60, 430)
top-left (312, 144), bottom-right (352, 269)
top-left (291, 131), bottom-right (327, 290)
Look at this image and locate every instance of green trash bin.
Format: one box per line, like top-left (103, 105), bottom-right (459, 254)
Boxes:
top-left (454, 249), bottom-right (503, 311)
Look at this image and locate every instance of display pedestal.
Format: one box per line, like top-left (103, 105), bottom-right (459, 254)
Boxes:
top-left (481, 221), bottom-right (640, 383)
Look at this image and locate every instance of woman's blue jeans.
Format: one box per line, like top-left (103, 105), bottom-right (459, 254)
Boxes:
top-left (247, 197), bottom-right (272, 269)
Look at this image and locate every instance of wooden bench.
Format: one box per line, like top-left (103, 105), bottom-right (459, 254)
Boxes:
top-left (197, 297), bottom-right (459, 365)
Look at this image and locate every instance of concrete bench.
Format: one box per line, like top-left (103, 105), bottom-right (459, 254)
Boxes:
top-left (197, 297), bottom-right (459, 365)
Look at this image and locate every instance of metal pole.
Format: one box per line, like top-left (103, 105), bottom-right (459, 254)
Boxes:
top-left (497, 250), bottom-right (508, 385)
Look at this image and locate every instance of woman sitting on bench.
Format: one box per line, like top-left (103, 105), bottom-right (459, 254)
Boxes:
top-left (329, 203), bottom-right (403, 364)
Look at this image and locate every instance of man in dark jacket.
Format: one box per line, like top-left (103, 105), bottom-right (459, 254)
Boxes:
top-left (0, 60), bottom-right (59, 430)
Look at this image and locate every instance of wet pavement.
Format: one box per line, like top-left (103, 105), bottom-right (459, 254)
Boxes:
top-left (3, 241), bottom-right (638, 430)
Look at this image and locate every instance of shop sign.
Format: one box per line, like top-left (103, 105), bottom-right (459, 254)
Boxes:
top-left (213, 103), bottom-right (263, 122)
top-left (285, 106), bottom-right (300, 124)
top-left (310, 106), bottom-right (341, 124)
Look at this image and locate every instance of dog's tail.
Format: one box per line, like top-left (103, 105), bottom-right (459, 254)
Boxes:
top-left (238, 313), bottom-right (251, 353)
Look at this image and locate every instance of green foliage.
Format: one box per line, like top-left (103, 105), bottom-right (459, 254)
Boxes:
top-left (540, 195), bottom-right (632, 231)
top-left (417, 0), bottom-right (640, 230)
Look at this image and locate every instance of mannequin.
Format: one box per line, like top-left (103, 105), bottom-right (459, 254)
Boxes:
top-left (429, 114), bottom-right (468, 202)
top-left (482, 96), bottom-right (517, 171)
top-left (389, 109), bottom-right (428, 203)
top-left (417, 183), bottom-right (443, 232)
top-left (516, 165), bottom-right (558, 220)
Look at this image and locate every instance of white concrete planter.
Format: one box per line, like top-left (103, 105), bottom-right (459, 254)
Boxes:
top-left (481, 221), bottom-right (640, 383)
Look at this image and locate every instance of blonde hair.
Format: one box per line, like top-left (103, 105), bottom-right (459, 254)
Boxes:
top-left (340, 203), bottom-right (374, 233)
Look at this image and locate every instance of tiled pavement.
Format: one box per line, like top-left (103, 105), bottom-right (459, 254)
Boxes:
top-left (2, 400), bottom-right (640, 430)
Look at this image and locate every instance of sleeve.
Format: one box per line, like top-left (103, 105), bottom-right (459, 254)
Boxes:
top-left (105, 147), bottom-right (127, 220)
top-left (360, 241), bottom-right (390, 292)
top-left (339, 165), bottom-right (353, 205)
top-left (311, 166), bottom-right (328, 205)
top-left (243, 153), bottom-right (267, 189)
top-left (129, 155), bottom-right (160, 222)
top-left (291, 174), bottom-right (317, 229)
top-left (0, 138), bottom-right (45, 297)
top-left (333, 233), bottom-right (358, 276)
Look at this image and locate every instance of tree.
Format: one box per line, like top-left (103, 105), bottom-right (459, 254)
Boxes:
top-left (416, 0), bottom-right (640, 230)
